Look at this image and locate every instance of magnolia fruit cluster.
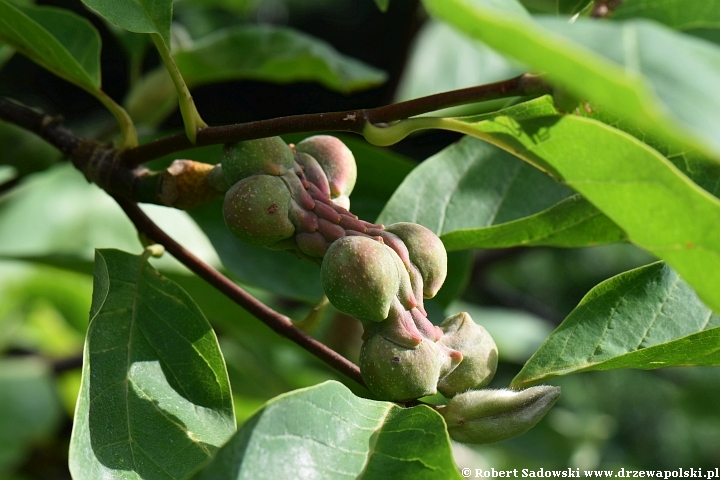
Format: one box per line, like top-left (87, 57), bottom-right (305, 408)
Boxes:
top-left (218, 135), bottom-right (558, 444)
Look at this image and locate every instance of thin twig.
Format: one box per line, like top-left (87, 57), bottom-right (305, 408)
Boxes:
top-left (0, 97), bottom-right (87, 158)
top-left (52, 354), bottom-right (84, 374)
top-left (120, 74), bottom-right (549, 167)
top-left (115, 197), bottom-right (366, 387)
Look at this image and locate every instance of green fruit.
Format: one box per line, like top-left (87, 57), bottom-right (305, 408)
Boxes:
top-left (360, 333), bottom-right (441, 401)
top-left (223, 174), bottom-right (295, 246)
top-left (437, 312), bottom-right (498, 397)
top-left (440, 386), bottom-right (561, 444)
top-left (321, 236), bottom-right (399, 322)
top-left (295, 135), bottom-right (357, 198)
top-left (222, 137), bottom-right (295, 185)
top-left (385, 222), bottom-right (447, 298)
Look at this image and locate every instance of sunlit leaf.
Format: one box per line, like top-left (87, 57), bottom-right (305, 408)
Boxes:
top-left (422, 0), bottom-right (720, 160)
top-left (377, 135), bottom-right (624, 249)
top-left (192, 381), bottom-right (462, 480)
top-left (513, 263), bottom-right (720, 388)
top-left (435, 108), bottom-right (720, 312)
top-left (69, 249), bottom-right (236, 480)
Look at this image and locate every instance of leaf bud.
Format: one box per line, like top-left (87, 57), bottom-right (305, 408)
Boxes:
top-left (385, 222), bottom-right (447, 298)
top-left (360, 333), bottom-right (442, 401)
top-left (222, 137), bottom-right (295, 185)
top-left (222, 174), bottom-right (295, 247)
top-left (440, 386), bottom-right (561, 444)
top-left (295, 135), bottom-right (357, 198)
top-left (321, 236), bottom-right (399, 322)
top-left (437, 312), bottom-right (498, 397)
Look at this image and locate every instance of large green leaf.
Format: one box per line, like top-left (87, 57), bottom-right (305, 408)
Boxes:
top-left (575, 104), bottom-right (720, 204)
top-left (442, 194), bottom-right (626, 250)
top-left (0, 1), bottom-right (101, 90)
top-left (512, 262), bottom-right (720, 388)
top-left (429, 111), bottom-right (720, 312)
top-left (612, 0), bottom-right (720, 31)
top-left (0, 358), bottom-right (62, 472)
top-left (69, 249), bottom-right (236, 480)
top-left (176, 25), bottom-right (386, 95)
top-left (126, 26), bottom-right (387, 126)
top-left (422, 0), bottom-right (720, 161)
top-left (377, 135), bottom-right (624, 249)
top-left (192, 380), bottom-right (462, 480)
top-left (80, 0), bottom-right (172, 46)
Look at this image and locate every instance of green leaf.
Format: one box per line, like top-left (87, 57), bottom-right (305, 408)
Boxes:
top-left (192, 380), bottom-right (462, 480)
top-left (578, 103), bottom-right (720, 200)
top-left (373, 0), bottom-right (389, 13)
top-left (377, 135), bottom-right (624, 249)
top-left (434, 111), bottom-right (720, 313)
top-left (442, 194), bottom-right (626, 250)
top-left (126, 25), bottom-right (386, 125)
top-left (0, 1), bottom-right (101, 90)
top-left (0, 358), bottom-right (62, 472)
top-left (512, 262), bottom-right (720, 388)
top-left (69, 249), bottom-right (236, 480)
top-left (422, 0), bottom-right (720, 161)
top-left (377, 136), bottom-right (571, 232)
top-left (174, 25), bottom-right (387, 94)
top-left (612, 0), bottom-right (720, 31)
top-left (394, 20), bottom-right (524, 114)
top-left (80, 0), bottom-right (172, 46)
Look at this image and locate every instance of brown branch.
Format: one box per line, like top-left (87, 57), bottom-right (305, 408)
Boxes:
top-left (120, 74), bottom-right (549, 167)
top-left (115, 197), bottom-right (366, 387)
top-left (0, 97), bottom-right (87, 158)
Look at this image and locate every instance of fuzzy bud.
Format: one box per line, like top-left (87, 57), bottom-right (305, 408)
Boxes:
top-left (222, 137), bottom-right (295, 185)
top-left (440, 386), bottom-right (561, 444)
top-left (321, 236), bottom-right (399, 322)
top-left (437, 312), bottom-right (498, 397)
top-left (295, 135), bottom-right (357, 198)
top-left (385, 222), bottom-right (447, 298)
top-left (360, 333), bottom-right (442, 401)
top-left (222, 174), bottom-right (295, 247)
